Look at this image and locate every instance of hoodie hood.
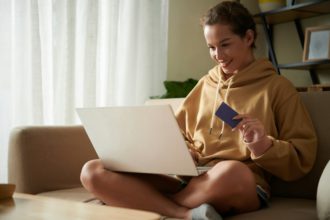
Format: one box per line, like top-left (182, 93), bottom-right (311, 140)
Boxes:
top-left (206, 58), bottom-right (277, 88)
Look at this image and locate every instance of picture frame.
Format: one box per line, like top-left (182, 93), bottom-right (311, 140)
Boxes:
top-left (303, 25), bottom-right (330, 62)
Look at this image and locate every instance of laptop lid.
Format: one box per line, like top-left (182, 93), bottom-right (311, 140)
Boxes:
top-left (76, 105), bottom-right (198, 176)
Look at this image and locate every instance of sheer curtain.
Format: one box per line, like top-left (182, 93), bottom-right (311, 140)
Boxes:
top-left (0, 0), bottom-right (168, 182)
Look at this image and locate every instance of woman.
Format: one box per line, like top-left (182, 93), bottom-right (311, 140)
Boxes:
top-left (80, 1), bottom-right (317, 219)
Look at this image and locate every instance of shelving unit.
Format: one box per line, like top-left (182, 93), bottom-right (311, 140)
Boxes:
top-left (278, 60), bottom-right (330, 70)
top-left (253, 0), bottom-right (330, 84)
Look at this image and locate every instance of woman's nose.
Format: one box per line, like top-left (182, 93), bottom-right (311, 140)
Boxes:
top-left (214, 48), bottom-right (223, 61)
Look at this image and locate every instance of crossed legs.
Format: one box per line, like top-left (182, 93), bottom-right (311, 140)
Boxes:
top-left (80, 159), bottom-right (260, 219)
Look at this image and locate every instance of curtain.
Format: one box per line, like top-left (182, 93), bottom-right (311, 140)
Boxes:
top-left (0, 0), bottom-right (168, 182)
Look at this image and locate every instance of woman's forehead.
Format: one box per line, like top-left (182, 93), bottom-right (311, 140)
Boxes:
top-left (204, 24), bottom-right (236, 40)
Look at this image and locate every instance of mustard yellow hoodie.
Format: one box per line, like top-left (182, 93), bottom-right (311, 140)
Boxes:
top-left (175, 58), bottom-right (317, 192)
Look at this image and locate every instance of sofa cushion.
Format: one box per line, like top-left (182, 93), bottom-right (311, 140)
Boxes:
top-left (271, 91), bottom-right (330, 199)
top-left (226, 197), bottom-right (316, 220)
top-left (317, 161), bottom-right (330, 220)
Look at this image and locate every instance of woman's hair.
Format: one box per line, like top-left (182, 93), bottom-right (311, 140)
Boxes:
top-left (200, 1), bottom-right (257, 48)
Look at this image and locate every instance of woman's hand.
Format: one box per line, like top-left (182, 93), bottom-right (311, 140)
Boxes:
top-left (232, 114), bottom-right (272, 157)
top-left (233, 114), bottom-right (265, 143)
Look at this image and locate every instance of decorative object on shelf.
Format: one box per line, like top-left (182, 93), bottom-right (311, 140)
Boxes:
top-left (303, 25), bottom-right (330, 62)
top-left (285, 0), bottom-right (292, 7)
top-left (258, 0), bottom-right (285, 12)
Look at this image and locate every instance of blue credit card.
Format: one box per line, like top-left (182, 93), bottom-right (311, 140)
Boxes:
top-left (215, 102), bottom-right (241, 128)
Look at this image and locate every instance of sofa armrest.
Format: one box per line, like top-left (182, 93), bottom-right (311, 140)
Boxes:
top-left (8, 126), bottom-right (97, 194)
top-left (317, 160), bottom-right (330, 220)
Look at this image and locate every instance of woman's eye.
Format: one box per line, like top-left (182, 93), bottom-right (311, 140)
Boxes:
top-left (221, 43), bottom-right (229, 47)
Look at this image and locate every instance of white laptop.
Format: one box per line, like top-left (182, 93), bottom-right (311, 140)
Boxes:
top-left (77, 105), bottom-right (210, 176)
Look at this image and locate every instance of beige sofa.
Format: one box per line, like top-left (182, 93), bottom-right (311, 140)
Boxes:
top-left (8, 91), bottom-right (330, 219)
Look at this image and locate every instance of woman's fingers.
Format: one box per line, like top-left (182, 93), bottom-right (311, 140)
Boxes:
top-left (233, 115), bottom-right (257, 131)
top-left (231, 114), bottom-right (266, 143)
top-left (242, 122), bottom-right (264, 143)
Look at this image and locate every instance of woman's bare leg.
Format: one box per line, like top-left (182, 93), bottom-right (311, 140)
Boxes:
top-left (80, 159), bottom-right (190, 218)
top-left (172, 160), bottom-right (260, 214)
top-left (81, 159), bottom-right (260, 218)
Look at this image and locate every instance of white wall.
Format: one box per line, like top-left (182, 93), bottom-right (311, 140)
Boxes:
top-left (167, 0), bottom-right (219, 81)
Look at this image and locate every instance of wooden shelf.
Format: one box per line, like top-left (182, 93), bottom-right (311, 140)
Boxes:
top-left (296, 84), bottom-right (330, 92)
top-left (254, 0), bottom-right (330, 24)
top-left (253, 0), bottom-right (330, 84)
top-left (278, 60), bottom-right (330, 70)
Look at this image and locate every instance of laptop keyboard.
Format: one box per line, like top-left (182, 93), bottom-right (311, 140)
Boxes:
top-left (197, 166), bottom-right (212, 175)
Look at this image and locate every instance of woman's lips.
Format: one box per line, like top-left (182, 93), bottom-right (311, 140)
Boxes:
top-left (221, 60), bottom-right (231, 68)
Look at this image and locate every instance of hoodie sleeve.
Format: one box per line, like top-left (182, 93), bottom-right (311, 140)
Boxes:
top-left (251, 83), bottom-right (317, 181)
top-left (175, 78), bottom-right (206, 148)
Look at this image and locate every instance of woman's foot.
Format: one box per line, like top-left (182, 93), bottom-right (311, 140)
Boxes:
top-left (189, 203), bottom-right (222, 220)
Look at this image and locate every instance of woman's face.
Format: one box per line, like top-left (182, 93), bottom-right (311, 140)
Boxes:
top-left (204, 23), bottom-right (254, 76)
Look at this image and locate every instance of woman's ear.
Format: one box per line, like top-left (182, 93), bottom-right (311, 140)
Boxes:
top-left (245, 29), bottom-right (255, 47)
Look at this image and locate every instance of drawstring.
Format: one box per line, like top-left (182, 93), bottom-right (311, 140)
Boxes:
top-left (209, 68), bottom-right (234, 138)
top-left (209, 73), bottom-right (222, 135)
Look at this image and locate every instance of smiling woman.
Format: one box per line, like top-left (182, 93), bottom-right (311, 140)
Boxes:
top-left (0, 0), bottom-right (168, 182)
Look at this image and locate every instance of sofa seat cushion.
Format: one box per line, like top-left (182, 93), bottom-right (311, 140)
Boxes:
top-left (38, 189), bottom-right (317, 220)
top-left (226, 197), bottom-right (316, 220)
top-left (37, 187), bottom-right (95, 203)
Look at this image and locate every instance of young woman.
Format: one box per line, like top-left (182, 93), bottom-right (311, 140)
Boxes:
top-left (80, 1), bottom-right (317, 219)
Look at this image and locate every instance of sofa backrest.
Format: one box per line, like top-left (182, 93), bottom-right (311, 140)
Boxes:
top-left (145, 98), bottom-right (184, 112)
top-left (271, 91), bottom-right (330, 199)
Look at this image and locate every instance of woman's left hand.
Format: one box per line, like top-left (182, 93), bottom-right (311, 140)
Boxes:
top-left (232, 114), bottom-right (272, 156)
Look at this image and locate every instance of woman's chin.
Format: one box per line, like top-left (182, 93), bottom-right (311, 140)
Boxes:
top-left (222, 68), bottom-right (233, 75)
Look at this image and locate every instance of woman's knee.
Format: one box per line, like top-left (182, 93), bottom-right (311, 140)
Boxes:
top-left (207, 160), bottom-right (257, 196)
top-left (80, 159), bottom-right (105, 192)
top-left (207, 160), bottom-right (260, 211)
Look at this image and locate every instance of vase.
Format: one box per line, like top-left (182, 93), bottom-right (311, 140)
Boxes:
top-left (258, 0), bottom-right (285, 12)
